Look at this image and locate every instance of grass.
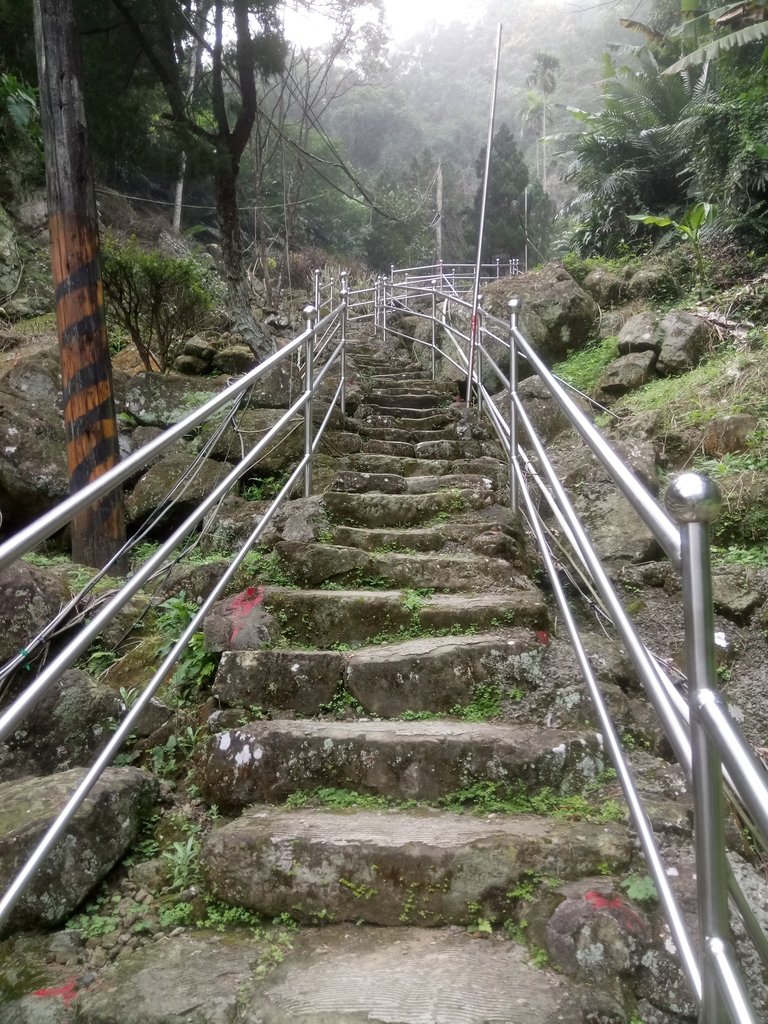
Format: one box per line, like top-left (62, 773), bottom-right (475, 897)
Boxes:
top-left (552, 336), bottom-right (619, 394)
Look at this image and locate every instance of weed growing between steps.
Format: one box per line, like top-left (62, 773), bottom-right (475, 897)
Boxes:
top-left (277, 781), bottom-right (624, 826)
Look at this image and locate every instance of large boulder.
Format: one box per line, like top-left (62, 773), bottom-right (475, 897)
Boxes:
top-left (0, 767), bottom-right (157, 933)
top-left (121, 373), bottom-right (227, 428)
top-left (0, 204), bottom-right (22, 300)
top-left (582, 267), bottom-right (624, 307)
top-left (0, 561), bottom-right (71, 669)
top-left (125, 451), bottom-right (232, 529)
top-left (617, 312), bottom-right (660, 355)
top-left (656, 311), bottom-right (714, 376)
top-left (0, 385), bottom-right (69, 527)
top-left (481, 264), bottom-right (600, 367)
top-left (596, 351), bottom-right (657, 401)
top-left (0, 668), bottom-right (119, 782)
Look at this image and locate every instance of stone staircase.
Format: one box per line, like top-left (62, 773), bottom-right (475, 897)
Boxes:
top-left (180, 332), bottom-right (640, 1022)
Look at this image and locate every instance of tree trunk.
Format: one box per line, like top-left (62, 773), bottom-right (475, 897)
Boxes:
top-left (33, 0), bottom-right (126, 571)
top-left (214, 157), bottom-right (273, 361)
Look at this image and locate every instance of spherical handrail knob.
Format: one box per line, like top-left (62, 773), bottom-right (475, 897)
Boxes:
top-left (665, 472), bottom-right (722, 525)
top-left (508, 298), bottom-right (522, 311)
top-left (303, 304), bottom-right (317, 320)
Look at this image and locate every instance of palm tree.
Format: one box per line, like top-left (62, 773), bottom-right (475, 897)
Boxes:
top-left (558, 47), bottom-right (709, 254)
top-left (525, 51), bottom-right (561, 193)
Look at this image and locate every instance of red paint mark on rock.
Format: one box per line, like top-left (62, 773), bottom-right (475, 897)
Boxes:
top-left (584, 890), bottom-right (623, 911)
top-left (33, 979), bottom-right (79, 1007)
top-left (536, 630), bottom-right (549, 646)
top-left (229, 585), bottom-right (265, 644)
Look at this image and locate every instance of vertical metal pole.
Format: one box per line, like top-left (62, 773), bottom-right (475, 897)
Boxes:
top-left (665, 474), bottom-right (728, 1024)
top-left (375, 275), bottom-right (381, 331)
top-left (313, 268), bottom-right (321, 313)
top-left (330, 277), bottom-right (334, 310)
top-left (476, 296), bottom-right (484, 414)
top-left (496, 257), bottom-right (500, 279)
top-left (430, 279), bottom-right (437, 381)
top-left (340, 271), bottom-right (348, 417)
top-left (303, 304), bottom-right (316, 498)
top-left (508, 299), bottom-right (521, 515)
top-left (467, 21), bottom-right (503, 408)
top-left (524, 186), bottom-right (529, 272)
top-left (438, 259), bottom-right (444, 287)
top-left (382, 275), bottom-right (388, 346)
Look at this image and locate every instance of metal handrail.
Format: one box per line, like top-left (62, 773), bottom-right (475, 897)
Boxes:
top-left (0, 282), bottom-right (365, 929)
top-left (379, 278), bottom-right (768, 1024)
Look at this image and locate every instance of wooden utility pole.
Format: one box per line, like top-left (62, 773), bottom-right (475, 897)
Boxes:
top-left (33, 0), bottom-right (126, 569)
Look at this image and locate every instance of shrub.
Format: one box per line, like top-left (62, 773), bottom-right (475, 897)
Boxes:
top-left (102, 235), bottom-right (213, 372)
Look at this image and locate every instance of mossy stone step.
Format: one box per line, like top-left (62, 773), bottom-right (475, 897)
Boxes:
top-left (329, 470), bottom-right (494, 495)
top-left (200, 806), bottom-right (631, 927)
top-left (357, 425), bottom-right (457, 443)
top-left (196, 718), bottom-right (606, 808)
top-left (61, 925), bottom-right (609, 1023)
top-left (366, 392), bottom-right (446, 409)
top-left (360, 438), bottom-right (417, 457)
top-left (360, 409), bottom-right (454, 428)
top-left (213, 630), bottom-right (538, 716)
top-left (256, 586), bottom-right (547, 647)
top-left (343, 452), bottom-right (505, 482)
top-left (274, 541), bottom-right (529, 592)
top-left (324, 487), bottom-right (493, 528)
top-left (414, 439), bottom-right (502, 461)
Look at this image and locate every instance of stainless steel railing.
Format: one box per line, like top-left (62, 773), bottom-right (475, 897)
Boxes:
top-left (380, 276), bottom-right (768, 1024)
top-left (0, 279), bottom-right (362, 929)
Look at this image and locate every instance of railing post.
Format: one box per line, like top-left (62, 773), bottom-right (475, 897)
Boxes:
top-left (313, 268), bottom-right (321, 313)
top-left (508, 298), bottom-right (521, 516)
top-left (496, 257), bottom-right (500, 279)
top-left (476, 295), bottom-right (484, 414)
top-left (382, 275), bottom-right (388, 346)
top-left (430, 278), bottom-right (437, 381)
top-left (664, 473), bottom-right (730, 1024)
top-left (509, 259), bottom-right (513, 276)
top-left (375, 275), bottom-right (381, 331)
top-left (303, 304), bottom-right (316, 498)
top-left (340, 271), bottom-right (348, 417)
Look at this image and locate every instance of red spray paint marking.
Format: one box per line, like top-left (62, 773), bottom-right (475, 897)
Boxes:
top-left (229, 586), bottom-right (265, 644)
top-left (584, 890), bottom-right (623, 911)
top-left (33, 979), bottom-right (79, 1007)
top-left (536, 630), bottom-right (550, 646)
top-left (584, 890), bottom-right (645, 933)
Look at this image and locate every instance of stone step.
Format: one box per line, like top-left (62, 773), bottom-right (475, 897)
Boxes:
top-left (213, 629), bottom-right (539, 715)
top-left (360, 408), bottom-right (454, 427)
top-left (343, 453), bottom-right (506, 482)
top-left (196, 718), bottom-right (605, 808)
top-left (367, 392), bottom-right (445, 409)
top-left (415, 439), bottom-right (503, 461)
top-left (327, 511), bottom-right (525, 563)
top-left (329, 470), bottom-right (495, 495)
top-left (274, 541), bottom-right (528, 592)
top-left (324, 487), bottom-right (494, 528)
top-left (255, 586), bottom-right (546, 647)
top-left (357, 425), bottom-right (457, 443)
top-left (368, 371), bottom-right (432, 383)
top-left (363, 438), bottom-right (417, 457)
top-left (66, 926), bottom-right (605, 1023)
top-left (200, 806), bottom-right (631, 926)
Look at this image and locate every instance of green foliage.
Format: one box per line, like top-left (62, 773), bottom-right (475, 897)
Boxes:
top-left (628, 202), bottom-right (715, 296)
top-left (440, 780), bottom-right (624, 824)
top-left (101, 236), bottom-right (213, 373)
top-left (552, 336), bottom-right (619, 394)
top-left (620, 874), bottom-right (658, 904)
top-left (242, 474), bottom-right (288, 502)
top-left (161, 836), bottom-right (200, 891)
top-left (319, 685), bottom-right (366, 718)
top-left (560, 47), bottom-right (703, 255)
top-left (451, 683), bottom-right (504, 722)
top-left (284, 787), bottom-right (393, 811)
top-left (241, 549), bottom-right (296, 588)
top-left (154, 592), bottom-right (218, 704)
top-left (470, 124), bottom-right (531, 262)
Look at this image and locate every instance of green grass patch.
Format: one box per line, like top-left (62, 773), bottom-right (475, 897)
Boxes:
top-left (552, 336), bottom-right (619, 394)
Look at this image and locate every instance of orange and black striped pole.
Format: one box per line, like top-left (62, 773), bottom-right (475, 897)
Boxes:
top-left (33, 0), bottom-right (126, 569)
